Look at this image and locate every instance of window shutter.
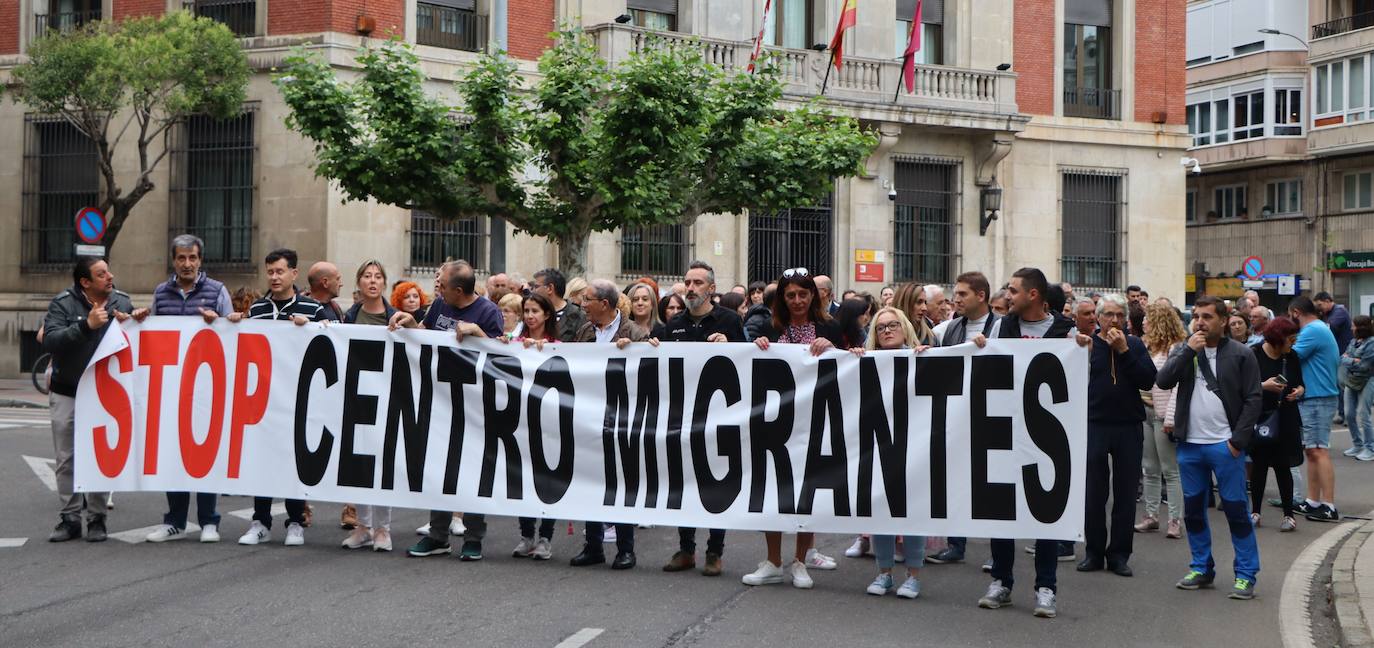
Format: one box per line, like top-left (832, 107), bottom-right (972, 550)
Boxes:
top-left (628, 0), bottom-right (679, 14)
top-left (1065, 0), bottom-right (1111, 26)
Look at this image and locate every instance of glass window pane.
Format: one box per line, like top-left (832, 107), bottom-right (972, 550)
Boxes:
top-left (1235, 95), bottom-right (1249, 128)
top-left (895, 19), bottom-right (909, 58)
top-left (1353, 58), bottom-right (1367, 109)
top-left (1319, 66), bottom-right (1330, 114)
top-left (1346, 174), bottom-right (1359, 209)
top-left (1064, 24), bottom-right (1078, 90)
top-left (1251, 92), bottom-right (1264, 126)
top-left (1334, 61), bottom-right (1345, 111)
top-left (781, 0), bottom-right (807, 48)
top-left (1362, 173), bottom-right (1372, 208)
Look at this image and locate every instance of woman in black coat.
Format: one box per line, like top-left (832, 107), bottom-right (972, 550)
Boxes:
top-left (1249, 316), bottom-right (1305, 532)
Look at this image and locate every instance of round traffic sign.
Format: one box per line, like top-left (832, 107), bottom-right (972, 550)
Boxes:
top-left (75, 207), bottom-right (105, 245)
top-left (1242, 256), bottom-right (1264, 280)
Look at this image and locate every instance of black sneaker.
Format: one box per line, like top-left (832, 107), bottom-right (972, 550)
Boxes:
top-left (406, 536), bottom-right (452, 557)
top-left (459, 540), bottom-right (484, 561)
top-left (47, 515), bottom-right (81, 542)
top-left (1306, 504), bottom-right (1340, 523)
top-left (926, 547), bottom-right (965, 564)
top-left (1294, 501), bottom-right (1315, 516)
top-left (85, 515), bottom-right (108, 543)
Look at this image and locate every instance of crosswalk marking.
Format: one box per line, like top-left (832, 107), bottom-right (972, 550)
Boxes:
top-left (227, 502), bottom-right (285, 520)
top-left (109, 523), bottom-right (202, 544)
top-left (22, 455), bottom-right (57, 492)
top-left (0, 538), bottom-right (28, 548)
top-left (554, 628), bottom-right (605, 648)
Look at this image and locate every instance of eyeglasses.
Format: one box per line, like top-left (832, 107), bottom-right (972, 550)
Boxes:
top-left (876, 322), bottom-right (902, 333)
top-left (782, 267), bottom-right (810, 278)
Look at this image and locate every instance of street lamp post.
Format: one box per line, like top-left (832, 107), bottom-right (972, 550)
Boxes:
top-left (1258, 28), bottom-right (1309, 50)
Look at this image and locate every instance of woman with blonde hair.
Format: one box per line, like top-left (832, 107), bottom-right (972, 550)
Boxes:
top-left (626, 282), bottom-right (660, 333)
top-left (891, 283), bottom-right (936, 346)
top-left (1136, 302), bottom-right (1188, 538)
top-left (565, 277), bottom-right (589, 306)
top-left (498, 293), bottom-right (523, 337)
top-left (341, 259), bottom-right (399, 551)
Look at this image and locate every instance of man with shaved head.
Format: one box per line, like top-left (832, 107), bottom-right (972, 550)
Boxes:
top-left (486, 272), bottom-right (512, 303)
top-left (307, 261), bottom-right (343, 321)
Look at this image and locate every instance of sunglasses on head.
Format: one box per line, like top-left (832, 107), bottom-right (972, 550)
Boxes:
top-left (782, 267), bottom-right (810, 278)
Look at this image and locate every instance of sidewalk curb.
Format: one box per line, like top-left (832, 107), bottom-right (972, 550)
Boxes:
top-left (0, 398), bottom-right (47, 410)
top-left (1281, 516), bottom-right (1361, 648)
top-left (1334, 518), bottom-right (1374, 648)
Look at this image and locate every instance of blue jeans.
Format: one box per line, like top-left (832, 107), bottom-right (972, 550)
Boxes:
top-left (1345, 384), bottom-right (1374, 452)
top-left (873, 535), bottom-right (926, 570)
top-left (1299, 396), bottom-right (1339, 449)
top-left (1177, 441), bottom-right (1260, 582)
top-left (163, 492), bottom-right (220, 529)
top-left (989, 538), bottom-right (1058, 593)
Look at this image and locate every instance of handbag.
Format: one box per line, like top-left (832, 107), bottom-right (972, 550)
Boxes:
top-left (1253, 358), bottom-right (1287, 446)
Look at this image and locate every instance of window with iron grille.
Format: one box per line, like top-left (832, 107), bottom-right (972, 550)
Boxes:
top-left (21, 115), bottom-right (100, 272)
top-left (1061, 171), bottom-right (1125, 288)
top-left (169, 108), bottom-right (256, 269)
top-left (34, 0), bottom-right (102, 39)
top-left (182, 0), bottom-right (257, 37)
top-left (893, 159), bottom-right (957, 284)
top-left (621, 224), bottom-right (689, 277)
top-left (748, 194), bottom-right (833, 282)
top-left (416, 0), bottom-right (488, 52)
top-left (409, 211), bottom-right (487, 272)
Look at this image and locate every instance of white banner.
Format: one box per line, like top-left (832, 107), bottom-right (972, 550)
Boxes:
top-left (75, 318), bottom-right (1087, 539)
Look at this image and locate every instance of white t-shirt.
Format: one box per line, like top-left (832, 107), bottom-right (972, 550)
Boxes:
top-left (1012, 315), bottom-right (1054, 339)
top-left (933, 312), bottom-right (992, 344)
top-left (1187, 347), bottom-right (1232, 443)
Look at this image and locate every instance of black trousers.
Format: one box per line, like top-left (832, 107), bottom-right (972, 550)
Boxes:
top-left (1084, 421), bottom-right (1144, 564)
top-left (678, 527), bottom-right (725, 555)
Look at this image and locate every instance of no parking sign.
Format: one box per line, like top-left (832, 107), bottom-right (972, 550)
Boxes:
top-left (74, 207), bottom-right (106, 257)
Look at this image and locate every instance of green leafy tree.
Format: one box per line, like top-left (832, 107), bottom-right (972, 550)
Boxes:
top-left (10, 12), bottom-right (250, 253)
top-left (277, 28), bottom-right (876, 276)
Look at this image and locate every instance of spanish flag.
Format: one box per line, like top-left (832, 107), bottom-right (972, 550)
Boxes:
top-left (828, 0), bottom-right (858, 70)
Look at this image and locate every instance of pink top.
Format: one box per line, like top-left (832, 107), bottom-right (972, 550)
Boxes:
top-left (1148, 351), bottom-right (1178, 427)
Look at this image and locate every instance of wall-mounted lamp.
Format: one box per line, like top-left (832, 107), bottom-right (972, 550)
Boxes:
top-left (979, 181), bottom-right (1002, 236)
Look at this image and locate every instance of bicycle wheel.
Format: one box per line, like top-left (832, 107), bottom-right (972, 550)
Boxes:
top-left (31, 353), bottom-right (51, 396)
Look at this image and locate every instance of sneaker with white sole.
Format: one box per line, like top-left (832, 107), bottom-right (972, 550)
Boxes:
top-left (416, 523), bottom-right (431, 536)
top-left (981, 558), bottom-right (993, 573)
top-left (978, 580), bottom-right (1012, 609)
top-left (284, 522), bottom-right (305, 546)
top-left (1358, 449), bottom-right (1374, 462)
top-left (1344, 446), bottom-right (1361, 457)
top-left (741, 561), bottom-right (785, 586)
top-left (804, 548), bottom-right (837, 570)
top-left (789, 560), bottom-right (814, 589)
top-left (866, 573), bottom-right (894, 596)
top-left (372, 528), bottom-right (392, 552)
top-left (896, 576), bottom-right (921, 599)
top-left (513, 537), bottom-right (536, 558)
top-left (341, 527), bottom-right (372, 550)
top-left (200, 524), bottom-right (220, 543)
top-left (531, 537), bottom-right (552, 561)
top-left (1033, 587), bottom-right (1057, 618)
top-left (238, 521), bottom-right (269, 545)
top-left (844, 536), bottom-right (870, 558)
top-left (145, 524), bottom-right (186, 543)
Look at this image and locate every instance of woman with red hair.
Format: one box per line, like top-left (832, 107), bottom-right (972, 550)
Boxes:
top-left (391, 281), bottom-right (430, 323)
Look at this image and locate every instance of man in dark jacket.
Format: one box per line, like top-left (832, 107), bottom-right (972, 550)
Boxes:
top-left (1156, 296), bottom-right (1263, 600)
top-left (532, 267), bottom-right (586, 342)
top-left (145, 234), bottom-right (233, 545)
top-left (659, 261), bottom-right (743, 577)
top-left (1079, 294), bottom-right (1156, 577)
top-left (43, 257), bottom-right (143, 542)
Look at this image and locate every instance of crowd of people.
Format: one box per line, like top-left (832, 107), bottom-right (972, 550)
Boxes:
top-left (39, 233), bottom-right (1374, 619)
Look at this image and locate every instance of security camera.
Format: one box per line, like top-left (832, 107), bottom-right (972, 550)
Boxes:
top-left (1180, 156), bottom-right (1202, 175)
top-left (888, 188), bottom-right (897, 201)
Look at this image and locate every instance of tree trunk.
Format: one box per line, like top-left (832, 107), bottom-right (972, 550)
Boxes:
top-left (556, 230), bottom-right (591, 278)
top-left (99, 203), bottom-right (130, 260)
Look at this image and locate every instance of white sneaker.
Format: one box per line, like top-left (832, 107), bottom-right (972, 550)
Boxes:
top-left (978, 580), bottom-right (1012, 609)
top-left (238, 521), bottom-right (269, 545)
top-left (1033, 587), bottom-right (1058, 618)
top-left (513, 537), bottom-right (536, 558)
top-left (200, 524), bottom-right (220, 543)
top-left (1344, 447), bottom-right (1361, 457)
top-left (449, 518), bottom-right (466, 536)
top-left (284, 522), bottom-right (305, 546)
top-left (741, 560), bottom-right (785, 586)
top-left (894, 549), bottom-right (906, 564)
top-left (804, 548), bottom-right (837, 570)
top-left (604, 526), bottom-right (618, 543)
top-left (531, 537), bottom-right (552, 561)
top-left (416, 523), bottom-right (431, 536)
top-left (789, 560), bottom-right (814, 589)
top-left (866, 573), bottom-right (894, 596)
top-left (844, 536), bottom-right (869, 558)
top-left (145, 524), bottom-right (186, 543)
top-left (1358, 449), bottom-right (1374, 462)
top-left (341, 527), bottom-right (372, 550)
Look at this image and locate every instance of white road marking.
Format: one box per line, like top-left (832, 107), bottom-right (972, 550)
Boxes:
top-left (109, 523), bottom-right (201, 544)
top-left (0, 538), bottom-right (28, 548)
top-left (554, 628), bottom-right (604, 648)
top-left (227, 502), bottom-right (286, 520)
top-left (22, 455), bottom-right (57, 492)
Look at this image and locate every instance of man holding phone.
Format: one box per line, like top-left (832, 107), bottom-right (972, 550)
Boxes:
top-left (1156, 296), bottom-right (1263, 600)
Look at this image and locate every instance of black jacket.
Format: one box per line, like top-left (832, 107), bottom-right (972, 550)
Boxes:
top-left (1155, 337), bottom-right (1264, 450)
top-left (1088, 333), bottom-right (1157, 423)
top-left (344, 301), bottom-right (398, 324)
top-left (661, 305), bottom-right (746, 342)
top-left (941, 312), bottom-right (1000, 346)
top-left (43, 286), bottom-right (135, 397)
top-left (756, 318), bottom-right (846, 346)
top-left (995, 312), bottom-right (1075, 340)
top-left (743, 303), bottom-right (772, 341)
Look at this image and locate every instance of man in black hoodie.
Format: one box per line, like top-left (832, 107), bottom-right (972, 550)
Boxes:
top-left (1078, 294), bottom-right (1156, 577)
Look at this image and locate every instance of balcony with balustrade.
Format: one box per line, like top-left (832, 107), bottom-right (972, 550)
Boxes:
top-left (587, 24), bottom-right (1022, 132)
top-left (32, 8), bottom-right (102, 39)
top-left (183, 0), bottom-right (258, 37)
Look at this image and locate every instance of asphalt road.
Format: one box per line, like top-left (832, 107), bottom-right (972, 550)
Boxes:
top-left (2, 405), bottom-right (1371, 648)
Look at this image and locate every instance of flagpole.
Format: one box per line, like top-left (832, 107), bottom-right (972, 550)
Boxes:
top-left (821, 48), bottom-right (836, 95)
top-left (893, 54), bottom-right (909, 102)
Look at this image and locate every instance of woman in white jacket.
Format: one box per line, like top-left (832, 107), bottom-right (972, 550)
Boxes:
top-left (1136, 303), bottom-right (1187, 538)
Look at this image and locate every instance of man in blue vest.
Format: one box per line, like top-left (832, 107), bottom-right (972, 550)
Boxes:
top-left (144, 234), bottom-right (233, 544)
